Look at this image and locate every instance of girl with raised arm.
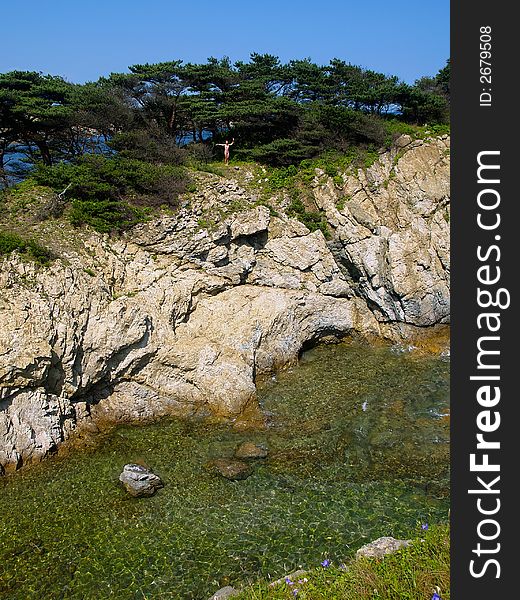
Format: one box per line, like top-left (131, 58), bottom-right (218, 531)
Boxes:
top-left (216, 138), bottom-right (234, 165)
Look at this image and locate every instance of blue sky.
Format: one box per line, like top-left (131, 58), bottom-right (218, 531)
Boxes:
top-left (1, 0), bottom-right (449, 84)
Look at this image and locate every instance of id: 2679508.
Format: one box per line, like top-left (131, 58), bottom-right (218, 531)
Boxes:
top-left (480, 26), bottom-right (492, 107)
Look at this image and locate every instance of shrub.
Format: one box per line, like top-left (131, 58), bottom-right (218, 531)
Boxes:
top-left (186, 142), bottom-right (216, 165)
top-left (265, 165), bottom-right (298, 191)
top-left (69, 199), bottom-right (145, 233)
top-left (382, 119), bottom-right (451, 146)
top-left (0, 231), bottom-right (51, 264)
top-left (363, 146), bottom-right (380, 168)
top-left (245, 139), bottom-right (316, 166)
top-left (31, 155), bottom-right (190, 232)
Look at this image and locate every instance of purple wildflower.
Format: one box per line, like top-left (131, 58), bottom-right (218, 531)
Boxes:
top-left (285, 577), bottom-right (294, 586)
top-left (321, 559), bottom-right (330, 567)
top-left (421, 523), bottom-right (429, 530)
top-left (292, 590), bottom-right (299, 597)
top-left (432, 593), bottom-right (441, 600)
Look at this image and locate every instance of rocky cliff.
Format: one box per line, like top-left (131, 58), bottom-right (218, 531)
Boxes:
top-left (0, 134), bottom-right (450, 473)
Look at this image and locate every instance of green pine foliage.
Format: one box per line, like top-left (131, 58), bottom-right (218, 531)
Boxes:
top-left (1, 56), bottom-right (450, 233)
top-left (1, 57), bottom-right (450, 175)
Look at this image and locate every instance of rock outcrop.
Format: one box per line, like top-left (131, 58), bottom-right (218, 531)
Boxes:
top-left (314, 134), bottom-right (450, 326)
top-left (0, 135), bottom-right (450, 473)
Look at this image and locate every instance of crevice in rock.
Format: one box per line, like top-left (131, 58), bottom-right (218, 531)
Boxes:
top-left (327, 242), bottom-right (363, 286)
top-left (233, 230), bottom-right (268, 251)
top-left (44, 351), bottom-right (66, 396)
top-left (212, 256), bottom-right (230, 267)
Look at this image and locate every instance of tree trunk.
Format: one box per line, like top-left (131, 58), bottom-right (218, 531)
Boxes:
top-left (168, 106), bottom-right (176, 131)
top-left (0, 146), bottom-right (5, 185)
top-left (36, 141), bottom-right (52, 166)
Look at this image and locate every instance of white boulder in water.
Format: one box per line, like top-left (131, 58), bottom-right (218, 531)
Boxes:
top-left (119, 464), bottom-right (164, 497)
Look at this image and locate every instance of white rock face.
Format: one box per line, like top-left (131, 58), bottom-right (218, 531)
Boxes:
top-left (0, 136), bottom-right (450, 472)
top-left (314, 135), bottom-right (450, 325)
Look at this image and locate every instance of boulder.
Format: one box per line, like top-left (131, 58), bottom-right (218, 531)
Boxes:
top-left (356, 536), bottom-right (411, 559)
top-left (208, 459), bottom-right (253, 481)
top-left (230, 206), bottom-right (270, 239)
top-left (234, 442), bottom-right (268, 459)
top-left (207, 586), bottom-right (239, 599)
top-left (119, 464), bottom-right (164, 497)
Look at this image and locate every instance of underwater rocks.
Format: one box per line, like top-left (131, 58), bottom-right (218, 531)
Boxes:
top-left (207, 458), bottom-right (253, 481)
top-left (119, 464), bottom-right (164, 497)
top-left (207, 442), bottom-right (268, 481)
top-left (234, 441), bottom-right (268, 459)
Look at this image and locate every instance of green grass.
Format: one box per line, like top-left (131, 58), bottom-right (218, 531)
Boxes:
top-left (262, 144), bottom-right (385, 197)
top-left (259, 146), bottom-right (395, 237)
top-left (286, 194), bottom-right (330, 239)
top-left (382, 120), bottom-right (451, 146)
top-left (190, 161), bottom-right (227, 177)
top-left (234, 523), bottom-right (450, 599)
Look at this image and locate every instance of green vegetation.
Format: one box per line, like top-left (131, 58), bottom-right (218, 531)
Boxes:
top-left (29, 155), bottom-right (189, 232)
top-left (259, 146), bottom-right (393, 236)
top-left (191, 161), bottom-right (226, 177)
top-left (0, 56), bottom-right (449, 233)
top-left (336, 195), bottom-right (348, 211)
top-left (287, 194), bottom-right (330, 238)
top-left (235, 524), bottom-right (450, 600)
top-left (1, 57), bottom-right (449, 175)
top-left (383, 119), bottom-right (450, 146)
top-left (0, 230), bottom-right (51, 264)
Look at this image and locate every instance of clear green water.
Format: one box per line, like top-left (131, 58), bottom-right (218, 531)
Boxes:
top-left (0, 341), bottom-right (449, 600)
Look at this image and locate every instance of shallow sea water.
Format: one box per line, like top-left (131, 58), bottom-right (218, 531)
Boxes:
top-left (0, 340), bottom-right (449, 599)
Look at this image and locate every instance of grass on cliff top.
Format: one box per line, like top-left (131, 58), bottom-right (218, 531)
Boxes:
top-left (383, 120), bottom-right (450, 146)
top-left (263, 122), bottom-right (450, 196)
top-left (234, 523), bottom-right (450, 600)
